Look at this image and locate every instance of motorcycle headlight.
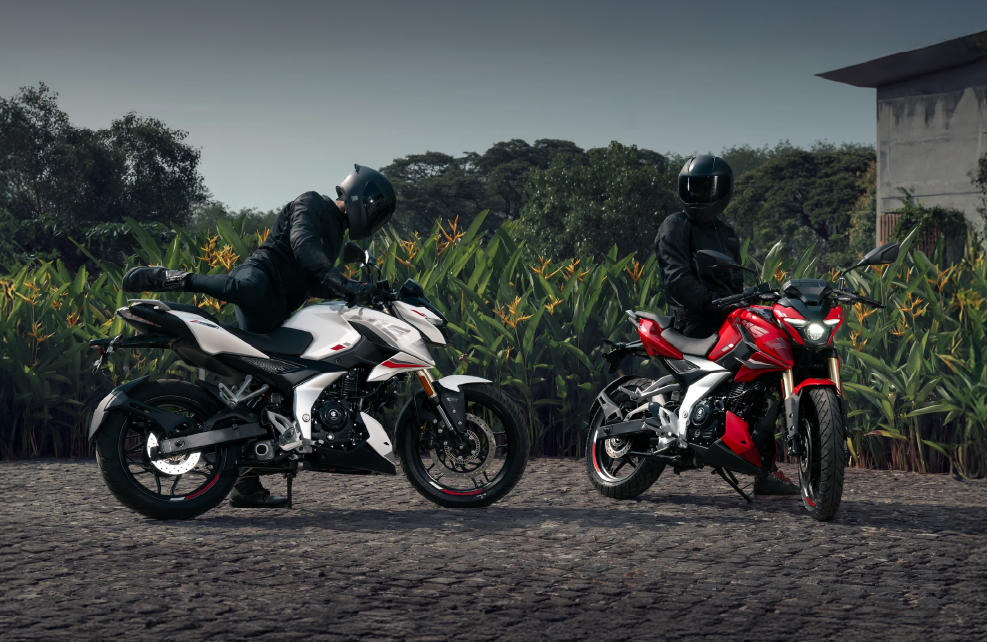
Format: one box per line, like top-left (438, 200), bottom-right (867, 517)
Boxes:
top-left (805, 323), bottom-right (827, 342)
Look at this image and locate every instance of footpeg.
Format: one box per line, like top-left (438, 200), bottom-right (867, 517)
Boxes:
top-left (266, 409), bottom-right (302, 451)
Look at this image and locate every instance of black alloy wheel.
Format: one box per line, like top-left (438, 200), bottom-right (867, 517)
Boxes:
top-left (397, 383), bottom-right (529, 508)
top-left (95, 380), bottom-right (238, 520)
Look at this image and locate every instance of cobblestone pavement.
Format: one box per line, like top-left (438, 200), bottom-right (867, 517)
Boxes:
top-left (1, 459), bottom-right (985, 642)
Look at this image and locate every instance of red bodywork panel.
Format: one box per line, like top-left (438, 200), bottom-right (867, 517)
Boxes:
top-left (722, 411), bottom-right (762, 467)
top-left (638, 318), bottom-right (684, 360)
top-left (727, 308), bottom-right (793, 382)
top-left (772, 303), bottom-right (806, 346)
top-left (793, 378), bottom-right (838, 396)
top-left (710, 323), bottom-right (742, 360)
top-left (824, 305), bottom-right (844, 346)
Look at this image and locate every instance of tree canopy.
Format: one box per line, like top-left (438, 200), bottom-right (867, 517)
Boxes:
top-left (722, 144), bottom-right (875, 267)
top-left (516, 142), bottom-right (678, 261)
top-left (0, 83), bottom-right (206, 266)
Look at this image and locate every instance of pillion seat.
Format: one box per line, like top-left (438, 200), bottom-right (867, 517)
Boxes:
top-left (660, 328), bottom-right (719, 357)
top-left (158, 301), bottom-right (314, 356)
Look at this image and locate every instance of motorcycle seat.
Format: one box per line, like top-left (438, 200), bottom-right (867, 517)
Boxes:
top-left (634, 311), bottom-right (674, 329)
top-left (153, 301), bottom-right (314, 356)
top-left (220, 324), bottom-right (314, 356)
top-left (660, 328), bottom-right (719, 357)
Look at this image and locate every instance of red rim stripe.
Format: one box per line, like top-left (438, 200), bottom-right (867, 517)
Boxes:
top-left (440, 488), bottom-right (483, 496)
top-left (184, 475), bottom-right (219, 500)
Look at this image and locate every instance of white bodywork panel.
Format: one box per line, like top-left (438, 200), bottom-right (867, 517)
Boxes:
top-left (366, 351), bottom-right (432, 382)
top-left (435, 375), bottom-right (492, 392)
top-left (169, 311), bottom-right (268, 358)
top-left (361, 412), bottom-right (396, 463)
top-left (282, 302), bottom-right (363, 361)
top-left (341, 306), bottom-right (434, 365)
top-left (293, 372), bottom-right (343, 439)
top-left (391, 300), bottom-right (446, 344)
top-left (673, 356), bottom-right (731, 446)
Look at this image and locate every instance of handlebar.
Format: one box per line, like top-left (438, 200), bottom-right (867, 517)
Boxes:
top-left (829, 290), bottom-right (886, 309)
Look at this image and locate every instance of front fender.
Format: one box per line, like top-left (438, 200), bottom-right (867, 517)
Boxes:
top-left (88, 376), bottom-right (150, 442)
top-left (393, 375), bottom-right (492, 442)
top-left (783, 379), bottom-right (843, 440)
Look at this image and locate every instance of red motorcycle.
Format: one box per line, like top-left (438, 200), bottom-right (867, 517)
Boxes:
top-left (586, 243), bottom-right (898, 521)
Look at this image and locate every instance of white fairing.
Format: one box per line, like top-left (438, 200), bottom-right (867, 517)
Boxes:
top-left (341, 306), bottom-right (435, 365)
top-left (361, 413), bottom-right (396, 463)
top-left (391, 300), bottom-right (446, 344)
top-left (169, 311), bottom-right (268, 358)
top-left (294, 372), bottom-right (343, 439)
top-left (282, 302), bottom-right (363, 361)
top-left (366, 351), bottom-right (433, 382)
top-left (671, 355), bottom-right (731, 446)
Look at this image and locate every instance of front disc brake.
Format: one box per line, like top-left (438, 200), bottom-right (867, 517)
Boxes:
top-left (428, 413), bottom-right (497, 482)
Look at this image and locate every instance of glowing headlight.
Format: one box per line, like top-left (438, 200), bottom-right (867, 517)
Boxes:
top-left (824, 319), bottom-right (840, 326)
top-left (805, 323), bottom-right (827, 341)
top-left (784, 318), bottom-right (808, 327)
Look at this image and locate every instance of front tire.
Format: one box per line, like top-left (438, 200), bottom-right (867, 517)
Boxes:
top-left (95, 380), bottom-right (238, 520)
top-left (397, 383), bottom-right (529, 508)
top-left (797, 387), bottom-right (845, 521)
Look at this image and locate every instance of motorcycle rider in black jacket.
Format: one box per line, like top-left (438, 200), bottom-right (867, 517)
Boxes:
top-left (121, 165), bottom-right (396, 507)
top-left (655, 155), bottom-right (797, 497)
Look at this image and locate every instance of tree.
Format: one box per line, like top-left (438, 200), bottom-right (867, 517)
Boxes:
top-left (516, 142), bottom-right (678, 261)
top-left (381, 139), bottom-right (585, 238)
top-left (719, 140), bottom-right (798, 178)
top-left (0, 83), bottom-right (206, 266)
top-left (723, 145), bottom-right (875, 268)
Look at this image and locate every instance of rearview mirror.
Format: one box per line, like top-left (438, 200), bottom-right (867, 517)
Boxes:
top-left (857, 242), bottom-right (899, 267)
top-left (342, 241), bottom-right (369, 265)
top-left (697, 249), bottom-right (741, 270)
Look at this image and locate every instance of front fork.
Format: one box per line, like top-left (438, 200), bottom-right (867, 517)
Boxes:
top-left (782, 357), bottom-right (845, 457)
top-left (415, 370), bottom-right (469, 452)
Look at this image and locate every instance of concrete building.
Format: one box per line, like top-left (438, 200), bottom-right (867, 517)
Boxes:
top-left (819, 30), bottom-right (987, 243)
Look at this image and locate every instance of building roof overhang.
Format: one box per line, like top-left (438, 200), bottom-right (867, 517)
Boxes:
top-left (818, 29), bottom-right (987, 88)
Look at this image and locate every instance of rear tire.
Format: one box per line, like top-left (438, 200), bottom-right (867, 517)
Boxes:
top-left (95, 380), bottom-right (238, 520)
top-left (585, 379), bottom-right (664, 500)
top-left (797, 387), bottom-right (845, 521)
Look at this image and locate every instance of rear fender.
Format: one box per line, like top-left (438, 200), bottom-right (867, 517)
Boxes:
top-left (87, 377), bottom-right (197, 442)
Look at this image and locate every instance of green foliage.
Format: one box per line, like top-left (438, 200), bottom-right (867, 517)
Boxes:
top-left (848, 160), bottom-right (877, 257)
top-left (2, 212), bottom-right (986, 474)
top-left (890, 188), bottom-right (967, 264)
top-left (516, 142), bottom-right (678, 261)
top-left (724, 145), bottom-right (875, 269)
top-left (719, 140), bottom-right (798, 178)
top-left (381, 139), bottom-right (583, 238)
top-left (0, 83), bottom-right (206, 268)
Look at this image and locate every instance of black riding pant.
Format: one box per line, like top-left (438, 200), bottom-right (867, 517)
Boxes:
top-left (677, 314), bottom-right (726, 339)
top-left (186, 259), bottom-right (289, 334)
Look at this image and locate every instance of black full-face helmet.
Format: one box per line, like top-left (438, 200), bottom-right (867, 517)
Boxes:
top-left (336, 164), bottom-right (396, 240)
top-left (678, 155), bottom-right (733, 224)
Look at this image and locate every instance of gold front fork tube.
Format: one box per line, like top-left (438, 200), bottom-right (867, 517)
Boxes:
top-left (827, 357), bottom-right (843, 394)
top-left (417, 370), bottom-right (439, 398)
top-left (781, 369), bottom-right (794, 399)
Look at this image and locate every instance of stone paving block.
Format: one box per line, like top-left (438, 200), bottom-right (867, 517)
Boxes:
top-left (0, 459), bottom-right (985, 641)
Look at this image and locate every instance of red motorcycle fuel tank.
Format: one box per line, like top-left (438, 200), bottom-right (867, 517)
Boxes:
top-left (712, 306), bottom-right (793, 382)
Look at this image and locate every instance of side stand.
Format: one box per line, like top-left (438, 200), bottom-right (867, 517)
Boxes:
top-left (284, 471), bottom-right (295, 509)
top-left (714, 467), bottom-right (752, 503)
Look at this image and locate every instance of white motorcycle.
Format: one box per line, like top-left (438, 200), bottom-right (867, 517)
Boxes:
top-left (89, 242), bottom-right (529, 520)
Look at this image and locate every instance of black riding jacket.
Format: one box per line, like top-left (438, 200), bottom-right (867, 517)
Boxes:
top-left (655, 211), bottom-right (744, 321)
top-left (253, 191), bottom-right (361, 312)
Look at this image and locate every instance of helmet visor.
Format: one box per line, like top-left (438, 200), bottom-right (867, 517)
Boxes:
top-left (679, 175), bottom-right (732, 204)
top-left (363, 181), bottom-right (393, 234)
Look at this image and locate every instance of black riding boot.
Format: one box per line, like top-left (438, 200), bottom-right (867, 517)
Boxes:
top-left (122, 266), bottom-right (191, 292)
top-left (230, 476), bottom-right (288, 508)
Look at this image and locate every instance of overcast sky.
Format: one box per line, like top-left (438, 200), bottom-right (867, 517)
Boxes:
top-left (2, 0), bottom-right (985, 211)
